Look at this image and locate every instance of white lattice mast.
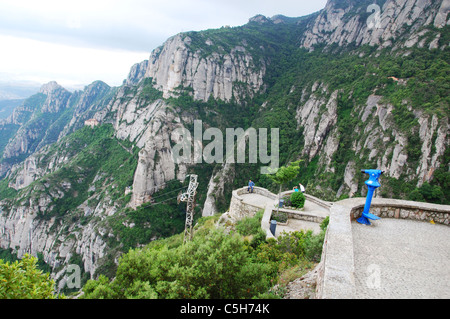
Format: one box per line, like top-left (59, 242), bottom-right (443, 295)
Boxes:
top-left (179, 174), bottom-right (199, 244)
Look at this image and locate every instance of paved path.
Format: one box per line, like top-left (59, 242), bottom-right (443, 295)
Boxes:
top-left (241, 193), bottom-right (329, 236)
top-left (352, 219), bottom-right (450, 299)
top-left (276, 219), bottom-right (323, 236)
top-left (241, 193), bottom-right (274, 208)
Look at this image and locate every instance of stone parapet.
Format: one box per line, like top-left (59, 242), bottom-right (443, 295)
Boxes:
top-left (340, 197), bottom-right (450, 225)
top-left (315, 197), bottom-right (450, 299)
top-left (225, 186), bottom-right (450, 299)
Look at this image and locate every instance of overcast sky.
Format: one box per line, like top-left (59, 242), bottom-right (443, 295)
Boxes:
top-left (0, 0), bottom-right (327, 90)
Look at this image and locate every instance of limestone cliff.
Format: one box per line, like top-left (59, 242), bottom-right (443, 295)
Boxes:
top-left (301, 0), bottom-right (449, 50)
top-left (126, 60), bottom-right (149, 86)
top-left (99, 81), bottom-right (191, 209)
top-left (144, 33), bottom-right (266, 102)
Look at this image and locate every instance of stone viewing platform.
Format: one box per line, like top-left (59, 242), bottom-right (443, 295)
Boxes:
top-left (318, 197), bottom-right (450, 299)
top-left (220, 186), bottom-right (331, 238)
top-left (221, 186), bottom-right (450, 299)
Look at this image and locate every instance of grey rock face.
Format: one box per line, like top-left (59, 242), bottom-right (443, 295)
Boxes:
top-left (126, 60), bottom-right (149, 86)
top-left (144, 34), bottom-right (266, 102)
top-left (301, 0), bottom-right (449, 50)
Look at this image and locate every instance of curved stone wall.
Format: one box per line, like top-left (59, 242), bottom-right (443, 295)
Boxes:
top-left (227, 186), bottom-right (277, 222)
top-left (348, 198), bottom-right (450, 225)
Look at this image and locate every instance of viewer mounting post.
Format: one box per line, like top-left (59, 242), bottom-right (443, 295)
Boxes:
top-left (179, 174), bottom-right (199, 244)
top-left (357, 169), bottom-right (384, 225)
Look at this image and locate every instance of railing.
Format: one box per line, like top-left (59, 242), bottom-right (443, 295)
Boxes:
top-left (315, 197), bottom-right (450, 299)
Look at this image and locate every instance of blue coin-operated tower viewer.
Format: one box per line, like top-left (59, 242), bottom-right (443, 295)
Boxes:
top-left (357, 169), bottom-right (385, 225)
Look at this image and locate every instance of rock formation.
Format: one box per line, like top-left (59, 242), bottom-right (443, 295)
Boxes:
top-left (144, 34), bottom-right (266, 102)
top-left (301, 0), bottom-right (449, 50)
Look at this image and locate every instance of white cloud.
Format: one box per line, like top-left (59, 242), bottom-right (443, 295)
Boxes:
top-left (0, 35), bottom-right (149, 88)
top-left (0, 0), bottom-right (327, 88)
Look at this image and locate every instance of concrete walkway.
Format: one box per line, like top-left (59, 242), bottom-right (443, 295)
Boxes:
top-left (241, 193), bottom-right (274, 208)
top-left (240, 192), bottom-right (329, 236)
top-left (352, 218), bottom-right (450, 299)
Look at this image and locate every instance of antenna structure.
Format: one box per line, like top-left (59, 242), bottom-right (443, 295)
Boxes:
top-left (178, 174), bottom-right (199, 244)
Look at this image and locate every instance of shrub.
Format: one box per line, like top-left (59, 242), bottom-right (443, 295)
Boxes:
top-left (0, 254), bottom-right (60, 299)
top-left (271, 211), bottom-right (288, 223)
top-left (82, 229), bottom-right (273, 299)
top-left (236, 210), bottom-right (264, 236)
top-left (282, 196), bottom-right (292, 207)
top-left (290, 192), bottom-right (306, 209)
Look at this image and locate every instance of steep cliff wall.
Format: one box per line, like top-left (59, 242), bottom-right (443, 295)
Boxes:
top-left (296, 83), bottom-right (449, 200)
top-left (144, 33), bottom-right (266, 102)
top-left (101, 81), bottom-right (191, 208)
top-left (301, 0), bottom-right (449, 50)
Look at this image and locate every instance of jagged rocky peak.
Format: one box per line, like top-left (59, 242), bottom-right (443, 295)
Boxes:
top-left (248, 14), bottom-right (271, 24)
top-left (125, 60), bottom-right (149, 86)
top-left (301, 0), bottom-right (450, 50)
top-left (39, 81), bottom-right (66, 95)
top-left (435, 0), bottom-right (450, 27)
top-left (83, 80), bottom-right (110, 94)
top-left (248, 14), bottom-right (300, 25)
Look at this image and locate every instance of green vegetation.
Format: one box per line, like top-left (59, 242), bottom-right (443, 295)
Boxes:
top-left (82, 214), bottom-right (328, 299)
top-left (139, 78), bottom-right (163, 102)
top-left (0, 254), bottom-right (61, 299)
top-left (290, 192), bottom-right (306, 209)
top-left (107, 181), bottom-right (188, 252)
top-left (268, 161), bottom-right (301, 195)
top-left (30, 124), bottom-right (138, 220)
top-left (0, 178), bottom-right (17, 201)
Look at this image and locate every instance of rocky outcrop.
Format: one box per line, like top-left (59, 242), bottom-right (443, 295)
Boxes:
top-left (0, 191), bottom-right (108, 281)
top-left (126, 101), bottom-right (187, 209)
top-left (62, 81), bottom-right (112, 135)
top-left (202, 162), bottom-right (235, 217)
top-left (144, 34), bottom-right (266, 102)
top-left (97, 83), bottom-right (191, 209)
top-left (39, 81), bottom-right (71, 113)
top-left (126, 60), bottom-right (149, 86)
top-left (296, 84), bottom-right (339, 161)
top-left (301, 0), bottom-right (449, 50)
top-left (0, 81), bottom-right (113, 173)
top-left (416, 114), bottom-right (449, 186)
top-left (295, 83), bottom-right (449, 199)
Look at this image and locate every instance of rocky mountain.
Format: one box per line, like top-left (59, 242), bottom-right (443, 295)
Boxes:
top-left (0, 81), bottom-right (113, 176)
top-left (0, 99), bottom-right (23, 120)
top-left (301, 0), bottom-right (449, 50)
top-left (0, 0), bottom-right (448, 290)
top-left (144, 33), bottom-right (267, 102)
